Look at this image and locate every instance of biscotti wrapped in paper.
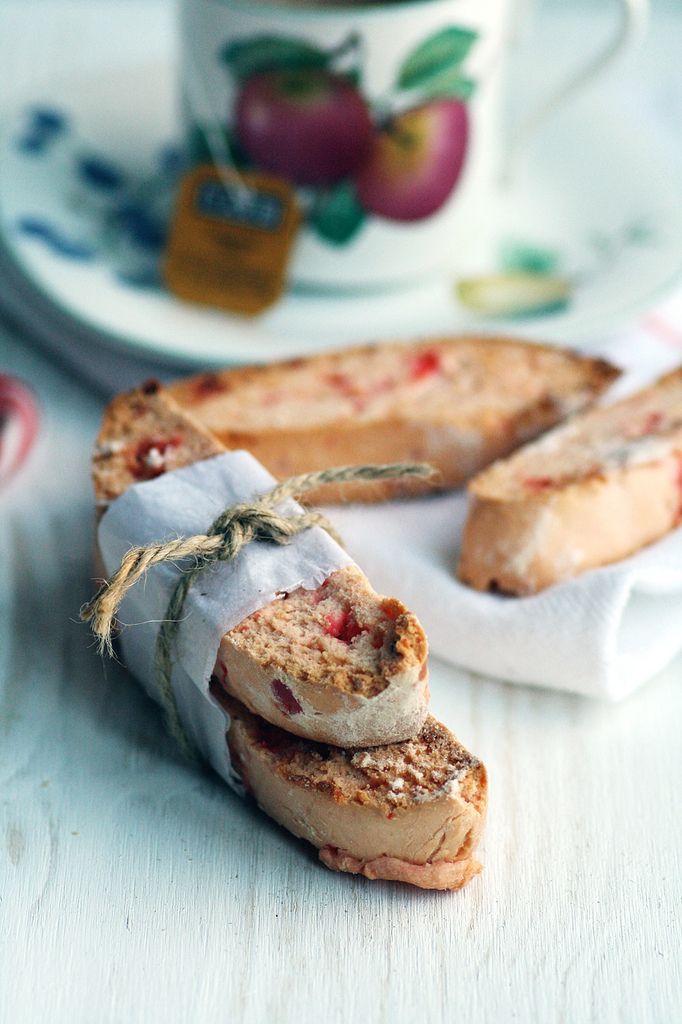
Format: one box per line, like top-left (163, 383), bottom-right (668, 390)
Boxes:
top-left (97, 449), bottom-right (432, 755)
top-left (90, 384), bottom-right (487, 890)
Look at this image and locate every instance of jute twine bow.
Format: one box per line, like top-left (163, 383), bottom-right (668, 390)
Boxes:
top-left (81, 461), bottom-right (436, 758)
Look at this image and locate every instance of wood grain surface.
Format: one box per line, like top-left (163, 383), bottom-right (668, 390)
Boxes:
top-left (2, 296), bottom-right (681, 1024)
top-left (1, 5), bottom-right (681, 1022)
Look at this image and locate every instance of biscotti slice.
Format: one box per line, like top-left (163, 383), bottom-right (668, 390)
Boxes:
top-left (215, 566), bottom-right (428, 747)
top-left (215, 688), bottom-right (487, 891)
top-left (167, 337), bottom-right (620, 503)
top-left (459, 367), bottom-right (682, 595)
top-left (93, 382), bottom-right (429, 747)
top-left (92, 379), bottom-right (225, 507)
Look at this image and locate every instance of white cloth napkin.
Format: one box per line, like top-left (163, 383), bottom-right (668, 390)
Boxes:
top-left (327, 296), bottom-right (682, 700)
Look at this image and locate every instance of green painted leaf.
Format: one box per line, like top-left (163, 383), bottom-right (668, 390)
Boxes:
top-left (219, 35), bottom-right (329, 80)
top-left (397, 27), bottom-right (478, 91)
top-left (311, 182), bottom-right (366, 246)
top-left (417, 70), bottom-right (476, 102)
top-left (499, 239), bottom-right (560, 275)
top-left (623, 218), bottom-right (655, 245)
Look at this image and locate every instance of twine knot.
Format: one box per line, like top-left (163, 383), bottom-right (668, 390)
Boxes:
top-left (81, 461), bottom-right (436, 758)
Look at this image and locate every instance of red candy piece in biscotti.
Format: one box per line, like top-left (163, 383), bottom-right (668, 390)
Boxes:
top-left (130, 435), bottom-right (182, 480)
top-left (324, 607), bottom-right (364, 644)
top-left (325, 372), bottom-right (356, 397)
top-left (271, 679), bottom-right (303, 716)
top-left (523, 475), bottom-right (554, 491)
top-left (408, 349), bottom-right (441, 381)
top-left (192, 373), bottom-right (231, 400)
top-left (630, 410), bottom-right (664, 438)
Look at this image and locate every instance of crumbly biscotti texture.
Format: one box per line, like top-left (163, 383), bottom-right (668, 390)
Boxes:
top-left (92, 379), bottom-right (225, 506)
top-left (93, 382), bottom-right (429, 746)
top-left (458, 367), bottom-right (682, 595)
top-left (216, 566), bottom-right (428, 747)
top-left (167, 337), bottom-right (620, 503)
top-left (216, 688), bottom-right (487, 891)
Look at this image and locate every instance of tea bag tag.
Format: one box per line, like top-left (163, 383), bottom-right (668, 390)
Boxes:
top-left (164, 165), bottom-right (300, 316)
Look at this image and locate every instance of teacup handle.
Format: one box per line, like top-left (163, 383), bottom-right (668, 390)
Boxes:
top-left (508, 0), bottom-right (649, 167)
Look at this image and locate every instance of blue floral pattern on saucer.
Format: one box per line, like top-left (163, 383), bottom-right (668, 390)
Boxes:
top-left (1, 68), bottom-right (679, 370)
top-left (12, 106), bottom-right (183, 288)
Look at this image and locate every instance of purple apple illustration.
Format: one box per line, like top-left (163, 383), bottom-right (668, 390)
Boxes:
top-left (235, 69), bottom-right (374, 187)
top-left (354, 100), bottom-right (469, 222)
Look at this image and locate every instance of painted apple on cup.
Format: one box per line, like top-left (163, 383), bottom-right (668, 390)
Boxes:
top-left (236, 69), bottom-right (373, 186)
top-left (355, 100), bottom-right (468, 222)
top-left (218, 26), bottom-right (478, 242)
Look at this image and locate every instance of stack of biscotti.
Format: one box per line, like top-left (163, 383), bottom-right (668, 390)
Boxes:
top-left (459, 367), bottom-right (682, 595)
top-left (167, 336), bottom-right (619, 503)
top-left (93, 381), bottom-right (487, 889)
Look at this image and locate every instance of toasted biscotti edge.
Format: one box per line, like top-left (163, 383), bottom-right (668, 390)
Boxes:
top-left (221, 693), bottom-right (487, 891)
top-left (92, 380), bottom-right (430, 747)
top-left (458, 367), bottom-right (682, 594)
top-left (217, 580), bottom-right (429, 748)
top-left (92, 380), bottom-right (226, 507)
top-left (167, 338), bottom-right (621, 504)
top-left (91, 381), bottom-right (488, 889)
top-left (459, 459), bottom-right (680, 594)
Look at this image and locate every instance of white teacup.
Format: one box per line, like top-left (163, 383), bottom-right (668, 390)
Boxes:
top-left (180, 0), bottom-right (647, 291)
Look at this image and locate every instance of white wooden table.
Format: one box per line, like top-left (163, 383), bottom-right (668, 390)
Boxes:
top-left (1, 4), bottom-right (681, 1022)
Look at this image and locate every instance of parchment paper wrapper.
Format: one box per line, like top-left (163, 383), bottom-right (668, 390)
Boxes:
top-left (98, 451), bottom-right (354, 790)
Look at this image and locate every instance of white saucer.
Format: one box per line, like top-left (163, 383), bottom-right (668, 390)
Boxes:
top-left (1, 59), bottom-right (681, 368)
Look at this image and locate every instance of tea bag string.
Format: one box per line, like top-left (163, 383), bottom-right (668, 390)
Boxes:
top-left (81, 461), bottom-right (436, 758)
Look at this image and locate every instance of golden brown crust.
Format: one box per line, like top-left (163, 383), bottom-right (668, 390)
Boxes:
top-left (92, 381), bottom-right (224, 505)
top-left (219, 689), bottom-right (482, 813)
top-left (168, 337), bottom-right (620, 503)
top-left (459, 367), bottom-right (682, 594)
top-left (219, 690), bottom-right (487, 890)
